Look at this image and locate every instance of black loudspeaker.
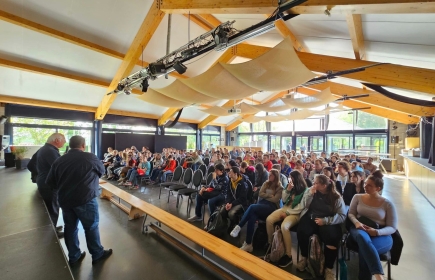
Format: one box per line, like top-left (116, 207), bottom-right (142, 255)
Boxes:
top-left (1, 135), bottom-right (10, 151)
top-left (230, 137), bottom-right (235, 141)
top-left (391, 136), bottom-right (399, 143)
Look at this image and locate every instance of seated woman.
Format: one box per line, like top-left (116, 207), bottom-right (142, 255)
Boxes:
top-left (296, 175), bottom-right (346, 280)
top-left (293, 160), bottom-right (307, 179)
top-left (322, 166), bottom-right (336, 182)
top-left (149, 153), bottom-right (164, 182)
top-left (266, 171), bottom-right (308, 267)
top-left (351, 161), bottom-right (364, 172)
top-left (220, 167), bottom-right (248, 233)
top-left (343, 170), bottom-right (366, 206)
top-left (272, 164), bottom-right (288, 188)
top-left (156, 155), bottom-right (176, 183)
top-left (230, 169), bottom-right (283, 253)
top-left (123, 155), bottom-right (151, 189)
top-left (253, 163), bottom-right (268, 203)
top-left (279, 155), bottom-right (292, 177)
top-left (335, 161), bottom-right (352, 195)
top-left (188, 164), bottom-right (228, 225)
top-left (348, 171), bottom-right (397, 280)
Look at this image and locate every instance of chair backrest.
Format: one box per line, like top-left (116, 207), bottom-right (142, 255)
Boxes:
top-left (182, 168), bottom-right (194, 185)
top-left (199, 164), bottom-right (207, 177)
top-left (204, 157), bottom-right (210, 166)
top-left (207, 165), bottom-right (215, 175)
top-left (172, 166), bottom-right (183, 182)
top-left (192, 169), bottom-right (203, 189)
top-left (148, 161), bottom-right (154, 174)
top-left (175, 160), bottom-right (179, 167)
top-left (205, 172), bottom-right (213, 185)
top-left (180, 158), bottom-right (185, 166)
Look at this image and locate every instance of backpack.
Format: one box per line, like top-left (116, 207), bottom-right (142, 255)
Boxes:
top-left (252, 221), bottom-right (268, 250)
top-left (264, 225), bottom-right (285, 263)
top-left (307, 234), bottom-right (325, 278)
top-left (206, 209), bottom-right (228, 237)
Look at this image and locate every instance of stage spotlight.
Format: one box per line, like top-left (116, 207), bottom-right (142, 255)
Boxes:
top-left (141, 79), bottom-right (149, 93)
top-left (173, 61), bottom-right (187, 75)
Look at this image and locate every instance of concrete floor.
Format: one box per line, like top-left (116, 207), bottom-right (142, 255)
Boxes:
top-left (1, 166), bottom-right (434, 280)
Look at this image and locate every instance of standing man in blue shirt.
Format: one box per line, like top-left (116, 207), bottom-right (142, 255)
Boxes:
top-left (36, 133), bottom-right (66, 237)
top-left (46, 136), bottom-right (112, 265)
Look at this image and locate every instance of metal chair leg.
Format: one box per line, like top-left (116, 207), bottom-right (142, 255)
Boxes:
top-left (388, 261), bottom-right (391, 280)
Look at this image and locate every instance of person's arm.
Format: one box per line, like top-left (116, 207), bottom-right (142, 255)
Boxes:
top-left (258, 182), bottom-right (269, 199)
top-left (92, 155), bottom-right (105, 177)
top-left (284, 189), bottom-right (308, 215)
top-left (45, 163), bottom-right (57, 189)
top-left (377, 200), bottom-right (398, 236)
top-left (231, 181), bottom-right (248, 207)
top-left (322, 197), bottom-right (346, 225)
top-left (302, 187), bottom-right (315, 209)
top-left (348, 194), bottom-right (360, 225)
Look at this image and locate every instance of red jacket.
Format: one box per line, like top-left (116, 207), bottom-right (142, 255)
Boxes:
top-left (264, 160), bottom-right (273, 171)
top-left (164, 159), bottom-right (176, 172)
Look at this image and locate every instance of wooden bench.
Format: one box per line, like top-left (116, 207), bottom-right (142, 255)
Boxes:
top-left (99, 181), bottom-right (145, 220)
top-left (99, 181), bottom-right (301, 280)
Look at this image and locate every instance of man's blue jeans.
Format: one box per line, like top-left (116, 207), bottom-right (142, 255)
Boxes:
top-left (238, 202), bottom-right (276, 244)
top-left (194, 193), bottom-right (225, 218)
top-left (350, 227), bottom-right (393, 280)
top-left (63, 197), bottom-right (105, 262)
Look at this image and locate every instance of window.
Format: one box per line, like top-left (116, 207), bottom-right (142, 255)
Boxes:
top-left (238, 122), bottom-right (251, 133)
top-left (58, 129), bottom-right (92, 153)
top-left (10, 117), bottom-right (92, 127)
top-left (252, 135), bottom-right (268, 151)
top-left (252, 121), bottom-right (267, 132)
top-left (327, 111), bottom-right (353, 130)
top-left (238, 135), bottom-right (251, 147)
top-left (294, 118), bottom-right (321, 131)
top-left (202, 135), bottom-right (221, 150)
top-left (355, 111), bottom-right (388, 130)
top-left (355, 134), bottom-right (387, 154)
top-left (13, 127), bottom-right (56, 146)
top-left (326, 134), bottom-right (353, 154)
top-left (271, 120), bottom-right (293, 132)
top-left (270, 135), bottom-right (281, 151)
top-left (102, 123), bottom-right (155, 131)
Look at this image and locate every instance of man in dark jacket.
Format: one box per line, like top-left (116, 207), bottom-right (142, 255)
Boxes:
top-left (220, 166), bottom-right (248, 231)
top-left (36, 133), bottom-right (66, 236)
top-left (27, 150), bottom-right (39, 183)
top-left (46, 136), bottom-right (112, 265)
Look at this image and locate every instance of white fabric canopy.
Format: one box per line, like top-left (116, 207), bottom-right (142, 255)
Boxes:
top-left (154, 80), bottom-right (219, 104)
top-left (222, 38), bottom-right (316, 92)
top-left (281, 88), bottom-right (337, 109)
top-left (136, 89), bottom-right (190, 108)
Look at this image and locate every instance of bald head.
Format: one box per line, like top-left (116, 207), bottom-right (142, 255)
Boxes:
top-left (47, 133), bottom-right (66, 149)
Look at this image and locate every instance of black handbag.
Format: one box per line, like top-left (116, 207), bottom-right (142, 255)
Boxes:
top-left (358, 216), bottom-right (379, 229)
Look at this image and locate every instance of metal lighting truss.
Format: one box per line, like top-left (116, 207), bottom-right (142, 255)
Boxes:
top-left (107, 0), bottom-right (307, 95)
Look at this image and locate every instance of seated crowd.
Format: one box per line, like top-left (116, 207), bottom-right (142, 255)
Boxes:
top-left (101, 146), bottom-right (396, 280)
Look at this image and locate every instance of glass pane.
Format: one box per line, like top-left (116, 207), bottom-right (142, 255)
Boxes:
top-left (12, 127), bottom-right (56, 145)
top-left (102, 123), bottom-right (155, 131)
top-left (296, 137), bottom-right (309, 152)
top-left (58, 129), bottom-right (92, 153)
top-left (10, 117), bottom-right (92, 127)
top-left (282, 137), bottom-right (292, 152)
top-left (355, 111), bottom-right (388, 129)
top-left (252, 121), bottom-right (267, 132)
top-left (355, 134), bottom-right (387, 154)
top-left (326, 134), bottom-right (353, 154)
top-left (270, 135), bottom-right (281, 151)
top-left (238, 122), bottom-right (251, 133)
top-left (271, 121), bottom-right (293, 132)
top-left (187, 135), bottom-right (196, 150)
top-left (252, 135), bottom-right (268, 151)
top-left (310, 136), bottom-right (324, 153)
top-left (238, 135), bottom-right (251, 147)
top-left (327, 111), bottom-right (353, 130)
top-left (294, 119), bottom-right (320, 131)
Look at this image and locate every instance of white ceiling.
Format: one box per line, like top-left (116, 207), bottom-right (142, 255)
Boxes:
top-left (0, 1), bottom-right (434, 126)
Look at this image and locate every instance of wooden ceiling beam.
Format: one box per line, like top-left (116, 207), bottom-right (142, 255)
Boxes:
top-left (0, 9), bottom-right (187, 80)
top-left (233, 44), bottom-right (435, 95)
top-left (95, 1), bottom-right (165, 120)
top-left (346, 14), bottom-right (366, 60)
top-left (0, 94), bottom-right (96, 112)
top-left (158, 108), bottom-right (180, 126)
top-left (158, 0), bottom-right (435, 14)
top-left (182, 14), bottom-right (214, 30)
top-left (273, 18), bottom-right (306, 52)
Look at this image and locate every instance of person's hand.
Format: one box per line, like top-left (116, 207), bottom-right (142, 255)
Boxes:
top-left (199, 187), bottom-right (206, 195)
top-left (355, 222), bottom-right (365, 229)
top-left (314, 218), bottom-right (324, 226)
top-left (310, 185), bottom-right (317, 195)
top-left (363, 226), bottom-right (378, 236)
top-left (212, 172), bottom-right (217, 179)
top-left (225, 203), bottom-right (232, 211)
top-left (253, 187), bottom-right (258, 192)
top-left (287, 180), bottom-right (294, 191)
top-left (280, 212), bottom-right (287, 220)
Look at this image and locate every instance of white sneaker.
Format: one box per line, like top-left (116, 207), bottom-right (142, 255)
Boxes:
top-left (230, 225), bottom-right (241, 237)
top-left (296, 257), bottom-right (307, 272)
top-left (240, 241), bottom-right (253, 252)
top-left (187, 215), bottom-right (202, 222)
top-left (324, 268), bottom-right (335, 280)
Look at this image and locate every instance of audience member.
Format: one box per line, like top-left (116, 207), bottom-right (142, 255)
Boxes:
top-left (253, 163), bottom-right (268, 202)
top-left (263, 154), bottom-right (273, 171)
top-left (348, 171), bottom-right (397, 280)
top-left (309, 159), bottom-right (323, 181)
top-left (279, 155), bottom-right (292, 177)
top-left (296, 175), bottom-right (345, 280)
top-left (363, 157), bottom-right (378, 174)
top-left (266, 170), bottom-right (308, 267)
top-left (343, 170), bottom-right (366, 206)
top-left (273, 164), bottom-right (288, 188)
top-left (230, 169), bottom-right (283, 252)
top-left (336, 161), bottom-right (352, 195)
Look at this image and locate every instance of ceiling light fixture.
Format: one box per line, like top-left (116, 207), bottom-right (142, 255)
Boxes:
top-left (141, 79), bottom-right (149, 93)
top-left (173, 61), bottom-right (187, 74)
